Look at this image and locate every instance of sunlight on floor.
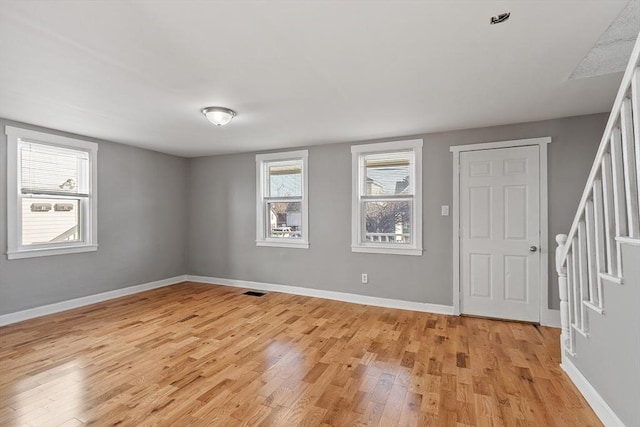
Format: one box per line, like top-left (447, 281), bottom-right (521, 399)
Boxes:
top-left (13, 361), bottom-right (84, 426)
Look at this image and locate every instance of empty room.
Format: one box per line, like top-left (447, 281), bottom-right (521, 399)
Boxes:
top-left (1, 1), bottom-right (639, 426)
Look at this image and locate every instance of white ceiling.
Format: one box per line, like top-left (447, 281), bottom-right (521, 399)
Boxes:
top-left (0, 1), bottom-right (634, 157)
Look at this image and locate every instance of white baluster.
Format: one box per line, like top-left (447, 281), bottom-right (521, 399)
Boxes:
top-left (592, 179), bottom-right (606, 307)
top-left (572, 236), bottom-right (580, 330)
top-left (611, 128), bottom-right (628, 276)
top-left (584, 200), bottom-right (599, 310)
top-left (620, 98), bottom-right (640, 237)
top-left (556, 234), bottom-right (574, 356)
top-left (577, 221), bottom-right (590, 334)
top-left (566, 250), bottom-right (576, 353)
top-left (631, 68), bottom-right (640, 218)
top-left (601, 152), bottom-right (617, 275)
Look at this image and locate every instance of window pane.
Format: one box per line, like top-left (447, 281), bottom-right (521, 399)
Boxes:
top-left (364, 200), bottom-right (411, 244)
top-left (20, 142), bottom-right (89, 195)
top-left (364, 152), bottom-right (412, 196)
top-left (21, 198), bottom-right (80, 245)
top-left (268, 162), bottom-right (302, 197)
top-left (267, 201), bottom-right (302, 239)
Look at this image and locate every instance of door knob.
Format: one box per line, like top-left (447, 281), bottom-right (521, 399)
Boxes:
top-left (529, 246), bottom-right (538, 252)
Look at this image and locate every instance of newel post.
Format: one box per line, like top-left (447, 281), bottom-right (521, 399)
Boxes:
top-left (555, 234), bottom-right (569, 356)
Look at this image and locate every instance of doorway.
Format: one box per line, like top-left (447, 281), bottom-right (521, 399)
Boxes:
top-left (451, 138), bottom-right (551, 323)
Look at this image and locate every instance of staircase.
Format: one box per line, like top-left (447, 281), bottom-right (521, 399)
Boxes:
top-left (555, 34), bottom-right (640, 427)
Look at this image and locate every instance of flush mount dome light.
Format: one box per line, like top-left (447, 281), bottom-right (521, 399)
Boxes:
top-left (201, 106), bottom-right (237, 126)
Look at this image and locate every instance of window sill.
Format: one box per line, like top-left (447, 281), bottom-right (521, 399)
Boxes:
top-left (351, 245), bottom-right (422, 256)
top-left (256, 240), bottom-right (309, 249)
top-left (7, 244), bottom-right (98, 260)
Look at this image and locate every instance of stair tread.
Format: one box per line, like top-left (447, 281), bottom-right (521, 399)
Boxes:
top-left (615, 236), bottom-right (640, 246)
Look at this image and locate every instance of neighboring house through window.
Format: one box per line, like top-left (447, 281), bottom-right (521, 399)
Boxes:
top-left (351, 139), bottom-right (423, 255)
top-left (256, 150), bottom-right (309, 248)
top-left (5, 126), bottom-right (98, 259)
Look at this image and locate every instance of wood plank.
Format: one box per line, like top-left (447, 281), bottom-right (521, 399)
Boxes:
top-left (0, 282), bottom-right (602, 426)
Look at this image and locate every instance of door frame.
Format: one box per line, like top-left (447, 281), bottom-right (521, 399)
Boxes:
top-left (450, 137), bottom-right (552, 323)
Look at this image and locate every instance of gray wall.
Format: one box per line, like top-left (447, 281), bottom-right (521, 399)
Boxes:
top-left (0, 113), bottom-right (605, 316)
top-left (569, 243), bottom-right (640, 427)
top-left (187, 113), bottom-right (607, 309)
top-left (0, 119), bottom-right (188, 315)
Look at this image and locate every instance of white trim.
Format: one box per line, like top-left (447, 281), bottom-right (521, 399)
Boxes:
top-left (449, 137), bottom-right (551, 153)
top-left (572, 323), bottom-right (590, 338)
top-left (351, 139), bottom-right (423, 256)
top-left (452, 147), bottom-right (461, 315)
top-left (255, 149), bottom-right (308, 162)
top-left (0, 275), bottom-right (187, 326)
top-left (256, 240), bottom-right (310, 249)
top-left (540, 308), bottom-right (561, 328)
top-left (255, 150), bottom-right (309, 249)
top-left (187, 275), bottom-right (454, 315)
top-left (599, 272), bottom-right (624, 285)
top-left (451, 137), bottom-right (552, 323)
top-left (561, 357), bottom-right (626, 427)
top-left (351, 246), bottom-right (422, 256)
top-left (5, 126), bottom-right (99, 151)
top-left (583, 301), bottom-right (604, 315)
top-left (7, 244), bottom-right (98, 260)
top-left (5, 126), bottom-right (99, 259)
top-left (539, 141), bottom-right (551, 324)
top-left (351, 138), bottom-right (424, 153)
top-left (615, 236), bottom-right (640, 246)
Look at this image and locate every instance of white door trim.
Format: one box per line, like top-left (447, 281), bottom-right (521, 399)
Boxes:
top-left (450, 137), bottom-right (552, 322)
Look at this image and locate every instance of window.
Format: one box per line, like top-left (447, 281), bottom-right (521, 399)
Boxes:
top-left (256, 150), bottom-right (309, 248)
top-left (352, 139), bottom-right (422, 255)
top-left (6, 127), bottom-right (98, 259)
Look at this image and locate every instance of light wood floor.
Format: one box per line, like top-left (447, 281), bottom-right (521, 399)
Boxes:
top-left (0, 282), bottom-right (601, 426)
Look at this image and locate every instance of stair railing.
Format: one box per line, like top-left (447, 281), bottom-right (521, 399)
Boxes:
top-left (556, 32), bottom-right (640, 357)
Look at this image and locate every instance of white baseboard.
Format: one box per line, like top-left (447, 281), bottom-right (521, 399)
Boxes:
top-left (186, 275), bottom-right (454, 315)
top-left (540, 308), bottom-right (561, 328)
top-left (0, 275), bottom-right (187, 326)
top-left (561, 357), bottom-right (625, 427)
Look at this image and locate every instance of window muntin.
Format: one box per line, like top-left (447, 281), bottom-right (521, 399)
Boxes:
top-left (6, 126), bottom-right (98, 259)
top-left (256, 151), bottom-right (308, 248)
top-left (352, 140), bottom-right (422, 255)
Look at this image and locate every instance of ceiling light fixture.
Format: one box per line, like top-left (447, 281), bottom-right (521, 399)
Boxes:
top-left (201, 106), bottom-right (237, 126)
top-left (490, 12), bottom-right (510, 25)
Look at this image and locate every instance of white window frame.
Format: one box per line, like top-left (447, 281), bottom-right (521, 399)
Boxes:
top-left (256, 150), bottom-right (309, 249)
top-left (351, 139), bottom-right (423, 256)
top-left (5, 126), bottom-right (98, 259)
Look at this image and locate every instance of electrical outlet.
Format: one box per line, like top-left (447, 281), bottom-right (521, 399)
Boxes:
top-left (361, 273), bottom-right (368, 284)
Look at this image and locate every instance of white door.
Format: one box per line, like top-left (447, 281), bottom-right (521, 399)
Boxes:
top-left (460, 145), bottom-right (540, 322)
